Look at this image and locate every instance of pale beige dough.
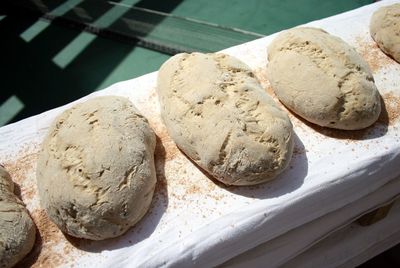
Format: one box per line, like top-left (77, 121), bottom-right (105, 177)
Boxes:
top-left (36, 96), bottom-right (156, 240)
top-left (0, 166), bottom-right (36, 268)
top-left (267, 27), bottom-right (381, 130)
top-left (157, 52), bottom-right (294, 186)
top-left (370, 3), bottom-right (400, 63)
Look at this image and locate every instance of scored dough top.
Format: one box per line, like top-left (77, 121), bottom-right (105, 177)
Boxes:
top-left (370, 3), bottom-right (400, 63)
top-left (267, 27), bottom-right (381, 130)
top-left (36, 96), bottom-right (157, 240)
top-left (158, 53), bottom-right (294, 186)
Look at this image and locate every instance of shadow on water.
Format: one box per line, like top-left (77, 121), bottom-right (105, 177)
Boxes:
top-left (0, 0), bottom-right (182, 124)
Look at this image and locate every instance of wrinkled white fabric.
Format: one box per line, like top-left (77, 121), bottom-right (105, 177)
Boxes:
top-left (282, 200), bottom-right (400, 268)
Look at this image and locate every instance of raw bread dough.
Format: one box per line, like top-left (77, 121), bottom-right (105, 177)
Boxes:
top-left (36, 96), bottom-right (157, 240)
top-left (157, 52), bottom-right (294, 186)
top-left (0, 166), bottom-right (36, 268)
top-left (370, 3), bottom-right (400, 63)
top-left (267, 27), bottom-right (381, 130)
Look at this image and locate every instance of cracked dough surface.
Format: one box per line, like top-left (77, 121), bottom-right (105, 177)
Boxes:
top-left (36, 96), bottom-right (156, 240)
top-left (267, 27), bottom-right (381, 130)
top-left (157, 52), bottom-right (293, 186)
top-left (0, 166), bottom-right (36, 268)
top-left (370, 3), bottom-right (400, 63)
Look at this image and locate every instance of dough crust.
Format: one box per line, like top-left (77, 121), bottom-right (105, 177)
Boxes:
top-left (36, 96), bottom-right (156, 240)
top-left (0, 166), bottom-right (36, 268)
top-left (267, 27), bottom-right (381, 130)
top-left (157, 53), bottom-right (294, 186)
top-left (370, 3), bottom-right (400, 63)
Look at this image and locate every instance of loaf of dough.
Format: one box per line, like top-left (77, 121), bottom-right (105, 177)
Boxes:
top-left (157, 53), bottom-right (294, 186)
top-left (267, 27), bottom-right (381, 130)
top-left (370, 3), bottom-right (400, 63)
top-left (36, 96), bottom-right (157, 240)
top-left (0, 166), bottom-right (36, 268)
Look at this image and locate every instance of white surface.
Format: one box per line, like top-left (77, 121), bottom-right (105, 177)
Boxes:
top-left (222, 177), bottom-right (400, 267)
top-left (282, 200), bottom-right (400, 268)
top-left (0, 0), bottom-right (400, 267)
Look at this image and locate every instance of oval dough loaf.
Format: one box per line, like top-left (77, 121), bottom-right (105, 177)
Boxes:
top-left (267, 27), bottom-right (381, 130)
top-left (0, 166), bottom-right (36, 268)
top-left (36, 96), bottom-right (157, 240)
top-left (370, 3), bottom-right (400, 63)
top-left (157, 53), bottom-right (294, 186)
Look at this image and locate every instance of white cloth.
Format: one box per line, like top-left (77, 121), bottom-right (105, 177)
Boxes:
top-left (0, 0), bottom-right (399, 267)
top-left (282, 200), bottom-right (400, 268)
top-left (221, 177), bottom-right (400, 267)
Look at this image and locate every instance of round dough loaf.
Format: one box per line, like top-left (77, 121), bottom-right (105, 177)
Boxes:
top-left (36, 96), bottom-right (157, 240)
top-left (157, 52), bottom-right (294, 186)
top-left (0, 166), bottom-right (36, 268)
top-left (370, 3), bottom-right (400, 63)
top-left (267, 27), bottom-right (381, 130)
